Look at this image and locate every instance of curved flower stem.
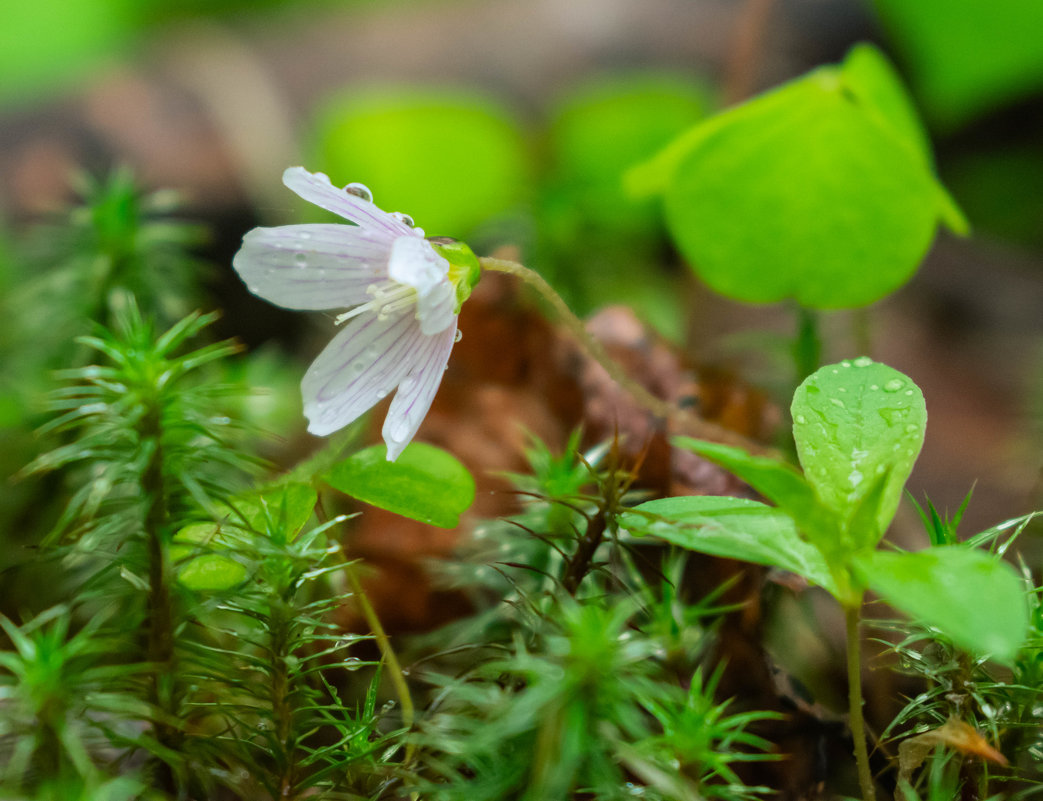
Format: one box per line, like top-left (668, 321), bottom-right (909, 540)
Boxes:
top-left (845, 601), bottom-right (876, 801)
top-left (480, 257), bottom-right (773, 454)
top-left (344, 565), bottom-right (416, 762)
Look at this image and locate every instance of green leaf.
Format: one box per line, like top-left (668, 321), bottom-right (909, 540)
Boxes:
top-left (171, 523), bottom-right (248, 592)
top-left (872, 0), bottom-right (1043, 129)
top-left (177, 554), bottom-right (248, 593)
top-left (839, 44), bottom-right (968, 234)
top-left (324, 442), bottom-right (475, 528)
top-left (854, 547), bottom-right (1028, 664)
top-left (236, 483), bottom-right (317, 543)
top-left (792, 359), bottom-right (925, 545)
top-left (621, 496), bottom-right (838, 595)
top-left (629, 45), bottom-right (959, 308)
top-left (672, 437), bottom-right (839, 552)
top-left (311, 87), bottom-right (530, 235)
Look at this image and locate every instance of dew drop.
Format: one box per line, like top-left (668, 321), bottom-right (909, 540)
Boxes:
top-left (841, 360), bottom-right (852, 368)
top-left (376, 388), bottom-right (388, 399)
top-left (853, 356), bottom-right (873, 367)
top-left (883, 378), bottom-right (904, 392)
top-left (344, 182), bottom-right (373, 203)
top-left (904, 389), bottom-right (915, 396)
top-left (298, 231), bottom-right (311, 241)
top-left (453, 329), bottom-right (463, 343)
top-left (795, 414), bottom-right (806, 424)
top-left (831, 369), bottom-right (840, 374)
top-left (294, 252), bottom-right (308, 267)
top-left (870, 384), bottom-right (879, 391)
top-left (829, 398), bottom-right (846, 408)
top-left (391, 211), bottom-right (415, 228)
top-left (905, 423), bottom-right (919, 433)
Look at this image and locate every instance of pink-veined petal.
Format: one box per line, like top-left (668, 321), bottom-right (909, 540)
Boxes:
top-left (302, 310), bottom-right (423, 436)
top-left (382, 318), bottom-right (457, 460)
top-left (283, 167), bottom-right (414, 238)
top-left (233, 224), bottom-right (393, 310)
top-left (415, 280), bottom-right (456, 335)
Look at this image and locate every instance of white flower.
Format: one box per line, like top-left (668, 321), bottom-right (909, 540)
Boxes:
top-left (232, 167), bottom-right (479, 461)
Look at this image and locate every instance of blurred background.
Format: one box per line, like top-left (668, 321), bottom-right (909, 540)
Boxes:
top-left (1, 0), bottom-right (1041, 536)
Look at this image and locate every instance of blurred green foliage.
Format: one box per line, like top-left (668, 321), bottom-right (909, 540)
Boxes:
top-left (871, 0), bottom-right (1043, 129)
top-left (311, 87), bottom-right (531, 237)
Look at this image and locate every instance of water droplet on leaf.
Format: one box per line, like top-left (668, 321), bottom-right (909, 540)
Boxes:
top-left (884, 378), bottom-right (904, 392)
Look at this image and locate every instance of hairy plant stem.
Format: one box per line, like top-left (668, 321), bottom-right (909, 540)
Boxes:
top-left (344, 565), bottom-right (415, 763)
top-left (561, 511), bottom-right (607, 596)
top-left (479, 258), bottom-right (773, 454)
top-left (845, 601), bottom-right (875, 801)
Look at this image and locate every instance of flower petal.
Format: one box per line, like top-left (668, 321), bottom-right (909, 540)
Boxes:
top-left (302, 310), bottom-right (423, 436)
top-left (382, 318), bottom-right (457, 460)
top-left (415, 280), bottom-right (456, 335)
top-left (233, 224), bottom-right (393, 310)
top-left (283, 167), bottom-right (414, 238)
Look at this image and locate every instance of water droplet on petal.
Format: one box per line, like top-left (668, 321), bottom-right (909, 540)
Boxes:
top-left (298, 231), bottom-right (311, 240)
top-left (376, 388), bottom-right (388, 399)
top-left (294, 252), bottom-right (308, 267)
top-left (345, 182), bottom-right (373, 202)
top-left (391, 211), bottom-right (414, 228)
top-left (453, 329), bottom-right (463, 343)
top-left (884, 378), bottom-right (904, 392)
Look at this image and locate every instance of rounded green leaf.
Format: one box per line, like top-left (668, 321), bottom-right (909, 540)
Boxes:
top-left (792, 359), bottom-right (926, 544)
top-left (171, 523), bottom-right (248, 592)
top-left (631, 46), bottom-right (960, 309)
top-left (311, 87), bottom-right (530, 235)
top-left (324, 442), bottom-right (475, 529)
top-left (855, 547), bottom-right (1028, 664)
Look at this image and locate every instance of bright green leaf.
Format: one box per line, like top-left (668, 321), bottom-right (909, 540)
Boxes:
top-left (171, 523), bottom-right (248, 592)
top-left (311, 87), bottom-right (530, 235)
top-left (855, 547), bottom-right (1028, 664)
top-left (629, 45), bottom-right (959, 308)
top-left (792, 359), bottom-right (925, 545)
top-left (621, 496), bottom-right (838, 595)
top-left (672, 437), bottom-right (839, 552)
top-left (177, 554), bottom-right (248, 593)
top-left (324, 442), bottom-right (475, 528)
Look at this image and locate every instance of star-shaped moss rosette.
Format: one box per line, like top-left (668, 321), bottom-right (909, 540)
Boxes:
top-left (233, 167), bottom-right (480, 460)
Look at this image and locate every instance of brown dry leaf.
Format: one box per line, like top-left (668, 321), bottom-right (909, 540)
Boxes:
top-left (897, 718), bottom-right (1008, 786)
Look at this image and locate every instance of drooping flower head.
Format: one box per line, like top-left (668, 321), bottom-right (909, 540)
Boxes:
top-left (232, 167), bottom-right (480, 460)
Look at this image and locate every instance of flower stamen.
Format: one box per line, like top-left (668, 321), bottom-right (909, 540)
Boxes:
top-left (334, 280), bottom-right (417, 326)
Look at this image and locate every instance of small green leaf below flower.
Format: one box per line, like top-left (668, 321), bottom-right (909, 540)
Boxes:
top-left (324, 442), bottom-right (475, 528)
